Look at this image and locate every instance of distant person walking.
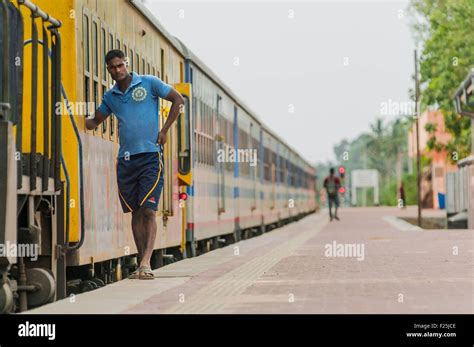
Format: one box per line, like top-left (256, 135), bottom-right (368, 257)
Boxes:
top-left (399, 183), bottom-right (406, 209)
top-left (323, 168), bottom-right (341, 221)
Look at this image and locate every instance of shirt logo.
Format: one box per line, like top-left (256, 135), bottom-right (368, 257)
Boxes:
top-left (132, 86), bottom-right (147, 102)
top-left (148, 196), bottom-right (156, 204)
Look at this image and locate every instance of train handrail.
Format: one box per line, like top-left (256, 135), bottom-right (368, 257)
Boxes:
top-left (1, 0), bottom-right (10, 121)
top-left (17, 0), bottom-right (61, 28)
top-left (454, 69), bottom-right (474, 118)
top-left (60, 80), bottom-right (85, 251)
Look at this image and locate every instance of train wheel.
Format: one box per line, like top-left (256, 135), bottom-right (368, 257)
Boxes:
top-left (80, 280), bottom-right (97, 293)
top-left (90, 278), bottom-right (105, 288)
top-left (0, 279), bottom-right (14, 314)
top-left (25, 268), bottom-right (55, 308)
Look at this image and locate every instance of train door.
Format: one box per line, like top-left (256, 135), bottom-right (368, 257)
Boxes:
top-left (174, 83), bottom-right (192, 255)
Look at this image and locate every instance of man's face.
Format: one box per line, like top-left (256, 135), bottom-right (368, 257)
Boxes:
top-left (106, 57), bottom-right (129, 82)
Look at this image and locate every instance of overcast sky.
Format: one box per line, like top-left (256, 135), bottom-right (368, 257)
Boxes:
top-left (143, 0), bottom-right (415, 165)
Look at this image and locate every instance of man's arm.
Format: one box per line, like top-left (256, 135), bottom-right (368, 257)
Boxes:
top-left (85, 109), bottom-right (108, 130)
top-left (157, 88), bottom-right (185, 145)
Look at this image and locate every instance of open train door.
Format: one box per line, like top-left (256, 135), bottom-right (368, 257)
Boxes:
top-left (174, 83), bottom-right (193, 257)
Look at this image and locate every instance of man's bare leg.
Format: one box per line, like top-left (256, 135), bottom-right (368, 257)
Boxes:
top-left (137, 207), bottom-right (157, 268)
top-left (131, 209), bottom-right (146, 264)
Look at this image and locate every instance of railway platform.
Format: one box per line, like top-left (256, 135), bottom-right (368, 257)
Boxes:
top-left (27, 207), bottom-right (473, 314)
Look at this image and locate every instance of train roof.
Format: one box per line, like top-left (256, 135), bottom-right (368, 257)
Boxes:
top-left (128, 0), bottom-right (315, 172)
top-left (128, 0), bottom-right (184, 55)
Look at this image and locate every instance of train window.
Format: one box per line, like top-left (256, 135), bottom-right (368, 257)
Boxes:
top-left (102, 85), bottom-right (107, 134)
top-left (239, 128), bottom-right (249, 176)
top-left (160, 48), bottom-right (164, 79)
top-left (272, 151), bottom-right (277, 182)
top-left (180, 61), bottom-right (184, 83)
top-left (225, 119), bottom-right (231, 171)
top-left (147, 63), bottom-right (150, 75)
top-left (92, 20), bottom-right (99, 134)
top-left (84, 76), bottom-right (90, 113)
top-left (109, 33), bottom-right (113, 51)
top-left (110, 114), bottom-right (115, 138)
top-left (264, 147), bottom-right (270, 181)
top-left (199, 101), bottom-right (206, 133)
top-left (136, 52), bottom-right (140, 73)
top-left (199, 101), bottom-right (203, 132)
top-left (116, 38), bottom-right (120, 50)
top-left (279, 155), bottom-right (284, 183)
top-left (152, 67), bottom-right (155, 76)
top-left (142, 58), bottom-right (145, 75)
top-left (83, 13), bottom-right (91, 123)
top-left (92, 21), bottom-right (98, 78)
top-left (211, 107), bottom-right (215, 137)
top-left (202, 103), bottom-right (206, 135)
top-left (208, 105), bottom-right (211, 137)
top-left (123, 44), bottom-right (128, 63)
top-left (83, 14), bottom-right (90, 73)
top-left (199, 127), bottom-right (203, 165)
top-left (208, 137), bottom-right (212, 165)
top-left (208, 105), bottom-right (211, 136)
top-left (101, 27), bottom-right (106, 80)
top-left (93, 82), bottom-right (98, 128)
top-left (196, 133), bottom-right (200, 164)
top-left (287, 163), bottom-right (290, 186)
top-left (229, 117), bottom-right (234, 147)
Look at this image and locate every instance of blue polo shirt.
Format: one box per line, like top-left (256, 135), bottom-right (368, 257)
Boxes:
top-left (98, 72), bottom-right (171, 158)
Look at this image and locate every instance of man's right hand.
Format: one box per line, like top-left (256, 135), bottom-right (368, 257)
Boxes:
top-left (85, 110), bottom-right (108, 130)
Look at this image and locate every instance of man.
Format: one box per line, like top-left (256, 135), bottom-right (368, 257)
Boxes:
top-left (86, 49), bottom-right (184, 279)
top-left (323, 168), bottom-right (341, 221)
top-left (399, 182), bottom-right (406, 209)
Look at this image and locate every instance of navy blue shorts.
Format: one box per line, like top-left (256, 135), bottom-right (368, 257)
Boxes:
top-left (116, 149), bottom-right (164, 213)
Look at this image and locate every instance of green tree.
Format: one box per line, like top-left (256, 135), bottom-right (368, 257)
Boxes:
top-left (410, 0), bottom-right (472, 162)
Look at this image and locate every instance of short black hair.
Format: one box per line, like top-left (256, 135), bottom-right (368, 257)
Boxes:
top-left (105, 49), bottom-right (125, 64)
top-left (330, 167), bottom-right (335, 174)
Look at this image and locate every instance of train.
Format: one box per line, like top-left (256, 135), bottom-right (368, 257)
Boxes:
top-left (0, 0), bottom-right (317, 313)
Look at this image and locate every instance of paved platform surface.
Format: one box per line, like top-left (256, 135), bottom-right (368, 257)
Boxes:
top-left (28, 207), bottom-right (473, 314)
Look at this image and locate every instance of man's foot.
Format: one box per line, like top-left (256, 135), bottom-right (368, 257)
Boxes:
top-left (139, 266), bottom-right (155, 280)
top-left (128, 267), bottom-right (142, 279)
top-left (334, 216), bottom-right (340, 221)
